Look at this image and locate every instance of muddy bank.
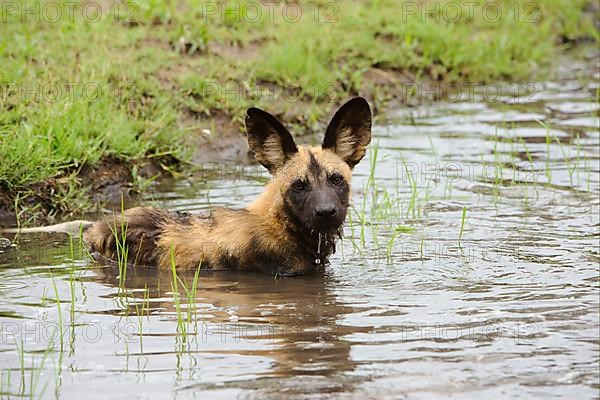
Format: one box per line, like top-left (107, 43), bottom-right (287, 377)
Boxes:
top-left (0, 156), bottom-right (174, 226)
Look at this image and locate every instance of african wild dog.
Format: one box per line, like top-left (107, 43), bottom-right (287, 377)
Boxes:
top-left (84, 97), bottom-right (372, 275)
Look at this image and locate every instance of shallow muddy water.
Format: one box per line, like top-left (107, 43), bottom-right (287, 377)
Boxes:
top-left (1, 52), bottom-right (599, 399)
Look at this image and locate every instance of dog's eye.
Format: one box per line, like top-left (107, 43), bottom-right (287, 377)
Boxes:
top-left (292, 180), bottom-right (306, 191)
top-left (330, 174), bottom-right (344, 186)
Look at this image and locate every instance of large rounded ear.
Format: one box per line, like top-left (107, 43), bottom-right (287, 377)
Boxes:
top-left (322, 97), bottom-right (372, 168)
top-left (245, 107), bottom-right (298, 173)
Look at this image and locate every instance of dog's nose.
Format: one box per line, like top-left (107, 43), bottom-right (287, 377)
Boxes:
top-left (315, 205), bottom-right (337, 218)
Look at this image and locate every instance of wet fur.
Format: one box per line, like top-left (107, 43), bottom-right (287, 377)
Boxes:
top-left (85, 98), bottom-right (371, 275)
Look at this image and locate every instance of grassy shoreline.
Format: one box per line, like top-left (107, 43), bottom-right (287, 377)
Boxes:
top-left (1, 0), bottom-right (598, 223)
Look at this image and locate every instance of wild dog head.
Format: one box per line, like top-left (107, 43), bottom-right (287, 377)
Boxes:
top-left (245, 97), bottom-right (372, 234)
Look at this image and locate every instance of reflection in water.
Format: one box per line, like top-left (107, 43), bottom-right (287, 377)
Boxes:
top-left (94, 266), bottom-right (357, 382)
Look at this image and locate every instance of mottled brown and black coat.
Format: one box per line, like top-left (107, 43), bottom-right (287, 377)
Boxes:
top-left (85, 97), bottom-right (372, 275)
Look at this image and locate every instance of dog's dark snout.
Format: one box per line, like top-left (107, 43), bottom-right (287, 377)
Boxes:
top-left (315, 205), bottom-right (337, 218)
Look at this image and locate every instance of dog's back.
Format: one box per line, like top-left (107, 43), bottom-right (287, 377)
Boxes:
top-left (84, 204), bottom-right (321, 274)
top-left (84, 207), bottom-right (191, 268)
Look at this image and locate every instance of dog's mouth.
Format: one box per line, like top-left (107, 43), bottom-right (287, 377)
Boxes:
top-left (309, 227), bottom-right (343, 249)
top-left (311, 212), bottom-right (346, 232)
top-left (312, 220), bottom-right (342, 232)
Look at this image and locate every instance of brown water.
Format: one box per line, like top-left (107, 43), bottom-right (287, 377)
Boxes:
top-left (1, 51), bottom-right (599, 399)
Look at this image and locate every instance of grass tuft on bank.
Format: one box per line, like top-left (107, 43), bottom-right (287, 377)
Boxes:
top-left (0, 0), bottom-right (597, 219)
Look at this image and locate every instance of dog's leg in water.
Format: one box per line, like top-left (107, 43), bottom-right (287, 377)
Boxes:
top-left (0, 220), bottom-right (93, 235)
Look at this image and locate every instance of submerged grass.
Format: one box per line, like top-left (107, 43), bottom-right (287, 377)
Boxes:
top-left (170, 245), bottom-right (187, 343)
top-left (108, 195), bottom-right (130, 292)
top-left (133, 286), bottom-right (150, 355)
top-left (348, 144), bottom-right (429, 260)
top-left (10, 335), bottom-right (54, 399)
top-left (458, 207), bottom-right (467, 246)
top-left (0, 0), bottom-right (596, 217)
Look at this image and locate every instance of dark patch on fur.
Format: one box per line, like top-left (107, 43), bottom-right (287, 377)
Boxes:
top-left (88, 207), bottom-right (184, 267)
top-left (333, 180), bottom-right (350, 206)
top-left (246, 236), bottom-right (299, 275)
top-left (174, 210), bottom-right (193, 225)
top-left (281, 196), bottom-right (306, 234)
top-left (308, 151), bottom-right (323, 180)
